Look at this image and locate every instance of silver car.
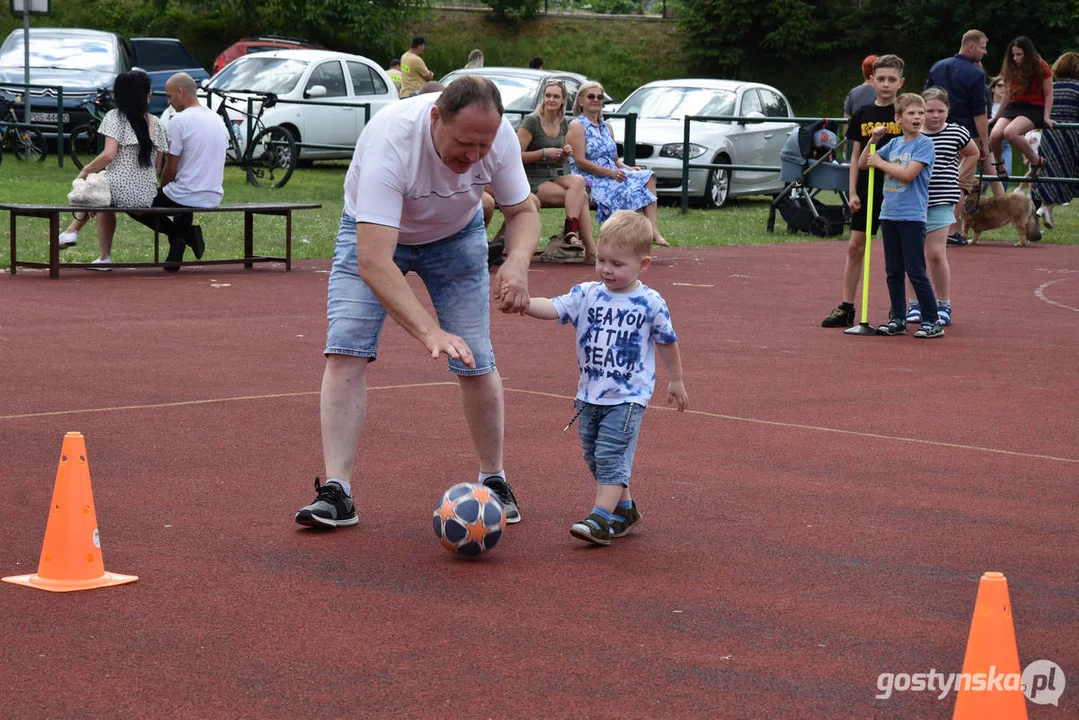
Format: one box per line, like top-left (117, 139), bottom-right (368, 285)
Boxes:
top-left (608, 79), bottom-right (798, 208)
top-left (439, 67), bottom-right (610, 129)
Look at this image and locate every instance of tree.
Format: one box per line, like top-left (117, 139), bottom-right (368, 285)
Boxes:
top-left (679, 0), bottom-right (857, 72)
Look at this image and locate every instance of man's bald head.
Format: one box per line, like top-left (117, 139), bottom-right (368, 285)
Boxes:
top-left (166, 72), bottom-right (199, 111)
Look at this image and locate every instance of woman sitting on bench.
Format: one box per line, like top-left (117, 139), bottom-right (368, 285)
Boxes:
top-left (59, 70), bottom-right (169, 270)
top-left (517, 79), bottom-right (596, 262)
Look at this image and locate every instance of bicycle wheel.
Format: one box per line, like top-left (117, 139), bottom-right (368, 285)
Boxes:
top-left (13, 126), bottom-right (47, 162)
top-left (245, 125), bottom-right (297, 189)
top-left (68, 124), bottom-right (100, 169)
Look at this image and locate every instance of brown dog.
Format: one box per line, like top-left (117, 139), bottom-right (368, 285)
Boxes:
top-left (962, 185), bottom-right (1042, 246)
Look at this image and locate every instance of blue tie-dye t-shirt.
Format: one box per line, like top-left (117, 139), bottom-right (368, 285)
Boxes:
top-left (551, 281), bottom-right (678, 406)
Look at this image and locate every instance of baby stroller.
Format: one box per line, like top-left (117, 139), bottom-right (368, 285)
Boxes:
top-left (768, 119), bottom-right (850, 237)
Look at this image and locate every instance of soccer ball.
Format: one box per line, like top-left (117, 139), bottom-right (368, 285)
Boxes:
top-left (432, 483), bottom-right (506, 556)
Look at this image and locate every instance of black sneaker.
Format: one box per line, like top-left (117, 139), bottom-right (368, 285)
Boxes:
top-left (163, 237), bottom-right (185, 272)
top-left (946, 232), bottom-right (968, 246)
top-left (188, 225), bottom-right (205, 259)
top-left (482, 476), bottom-right (521, 524)
top-left (295, 478), bottom-right (358, 528)
top-left (821, 305), bottom-right (855, 328)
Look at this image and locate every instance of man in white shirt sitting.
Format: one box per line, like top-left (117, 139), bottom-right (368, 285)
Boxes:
top-left (130, 72), bottom-right (228, 271)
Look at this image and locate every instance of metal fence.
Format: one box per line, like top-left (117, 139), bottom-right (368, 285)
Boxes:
top-left (668, 115), bottom-right (1079, 213)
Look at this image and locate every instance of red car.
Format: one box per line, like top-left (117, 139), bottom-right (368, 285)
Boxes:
top-left (213, 37), bottom-right (322, 74)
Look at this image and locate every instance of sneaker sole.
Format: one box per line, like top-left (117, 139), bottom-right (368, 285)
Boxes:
top-left (505, 512), bottom-right (522, 525)
top-left (294, 511), bottom-right (359, 528)
top-left (570, 525), bottom-right (610, 546)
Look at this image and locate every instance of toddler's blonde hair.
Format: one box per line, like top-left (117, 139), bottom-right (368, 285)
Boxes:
top-left (598, 210), bottom-right (653, 256)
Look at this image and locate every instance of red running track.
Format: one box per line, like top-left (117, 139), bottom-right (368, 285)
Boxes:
top-left (1, 239), bottom-right (1076, 719)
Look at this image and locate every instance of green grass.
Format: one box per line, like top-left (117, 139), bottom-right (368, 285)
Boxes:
top-left (1, 158), bottom-right (1073, 268)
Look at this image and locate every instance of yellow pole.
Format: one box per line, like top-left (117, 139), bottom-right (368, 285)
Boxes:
top-left (859, 149), bottom-right (876, 325)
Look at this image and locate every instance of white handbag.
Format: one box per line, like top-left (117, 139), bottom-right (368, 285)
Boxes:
top-left (67, 172), bottom-right (112, 207)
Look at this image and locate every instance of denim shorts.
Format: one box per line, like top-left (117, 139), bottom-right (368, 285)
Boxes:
top-left (325, 210), bottom-right (495, 376)
top-left (926, 204), bottom-right (955, 233)
top-left (576, 401), bottom-right (644, 487)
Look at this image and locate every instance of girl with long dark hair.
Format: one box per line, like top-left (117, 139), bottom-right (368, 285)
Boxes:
top-left (59, 70), bottom-right (169, 268)
top-left (989, 36), bottom-right (1054, 179)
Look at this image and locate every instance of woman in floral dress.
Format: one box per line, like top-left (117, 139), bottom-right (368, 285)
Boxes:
top-left (567, 81), bottom-right (668, 246)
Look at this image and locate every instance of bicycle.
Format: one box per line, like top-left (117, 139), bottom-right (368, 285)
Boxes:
top-left (0, 94), bottom-right (48, 165)
top-left (67, 88), bottom-right (115, 170)
top-left (205, 87), bottom-right (298, 189)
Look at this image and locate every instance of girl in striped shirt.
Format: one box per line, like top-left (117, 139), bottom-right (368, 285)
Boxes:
top-left (906, 87), bottom-right (980, 327)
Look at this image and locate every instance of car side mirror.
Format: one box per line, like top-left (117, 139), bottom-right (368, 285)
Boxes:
top-left (741, 110), bottom-right (766, 124)
top-left (305, 85), bottom-right (327, 99)
top-left (200, 78), bottom-right (209, 89)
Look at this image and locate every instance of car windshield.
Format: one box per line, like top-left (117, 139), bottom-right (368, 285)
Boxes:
top-left (209, 57), bottom-right (308, 94)
top-left (0, 34), bottom-right (115, 71)
top-left (618, 86), bottom-right (736, 121)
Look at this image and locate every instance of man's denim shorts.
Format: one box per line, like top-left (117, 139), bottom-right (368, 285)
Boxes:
top-left (325, 210), bottom-right (495, 376)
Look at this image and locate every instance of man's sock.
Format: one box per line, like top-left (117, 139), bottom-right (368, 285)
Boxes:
top-left (326, 478), bottom-right (351, 497)
top-left (479, 471), bottom-right (505, 484)
top-left (585, 506), bottom-right (615, 530)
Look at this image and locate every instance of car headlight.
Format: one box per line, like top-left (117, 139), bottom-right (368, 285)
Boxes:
top-left (659, 142), bottom-right (707, 159)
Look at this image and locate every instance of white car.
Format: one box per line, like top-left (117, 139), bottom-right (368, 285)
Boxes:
top-left (608, 79), bottom-right (798, 208)
top-left (201, 49), bottom-right (397, 160)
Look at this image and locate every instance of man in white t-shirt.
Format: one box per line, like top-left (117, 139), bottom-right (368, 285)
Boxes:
top-left (129, 72), bottom-right (228, 271)
top-left (295, 76), bottom-right (541, 530)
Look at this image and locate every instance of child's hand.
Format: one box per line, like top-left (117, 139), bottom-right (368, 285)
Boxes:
top-left (866, 153), bottom-right (885, 170)
top-left (849, 193), bottom-right (862, 213)
top-left (869, 125), bottom-right (888, 143)
top-left (667, 380), bottom-right (688, 412)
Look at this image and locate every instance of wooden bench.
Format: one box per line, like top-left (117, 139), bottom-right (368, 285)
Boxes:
top-left (1, 202), bottom-right (321, 279)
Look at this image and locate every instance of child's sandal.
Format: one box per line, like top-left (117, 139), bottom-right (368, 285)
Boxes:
top-left (993, 161), bottom-right (1009, 180)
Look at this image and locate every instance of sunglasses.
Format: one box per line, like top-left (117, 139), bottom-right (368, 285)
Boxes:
top-left (584, 93), bottom-right (604, 101)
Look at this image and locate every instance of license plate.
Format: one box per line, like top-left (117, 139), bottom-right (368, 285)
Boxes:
top-left (30, 112), bottom-right (69, 124)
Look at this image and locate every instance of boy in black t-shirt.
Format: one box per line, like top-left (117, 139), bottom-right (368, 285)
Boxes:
top-left (822, 54), bottom-right (906, 328)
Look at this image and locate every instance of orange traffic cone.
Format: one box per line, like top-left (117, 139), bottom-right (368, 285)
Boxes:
top-left (952, 571), bottom-right (1027, 720)
top-left (3, 432), bottom-right (137, 593)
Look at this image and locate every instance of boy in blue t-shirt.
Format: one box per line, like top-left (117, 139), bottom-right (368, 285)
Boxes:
top-left (860, 92), bottom-right (943, 339)
top-left (519, 210), bottom-right (689, 546)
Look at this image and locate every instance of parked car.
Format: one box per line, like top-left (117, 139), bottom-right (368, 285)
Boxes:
top-left (438, 66), bottom-right (611, 129)
top-left (213, 37), bottom-right (322, 75)
top-left (129, 37), bottom-right (210, 115)
top-left (608, 79), bottom-right (798, 208)
top-left (203, 49), bottom-right (396, 160)
top-left (0, 28), bottom-right (207, 133)
top-left (0, 28), bottom-right (126, 135)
